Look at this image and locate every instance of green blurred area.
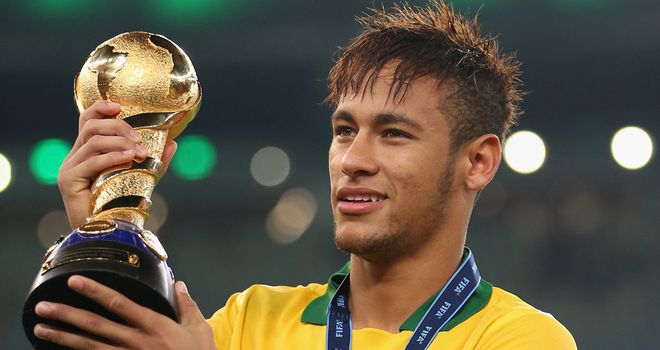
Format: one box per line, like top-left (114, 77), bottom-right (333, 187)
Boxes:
top-left (171, 135), bottom-right (217, 181)
top-left (29, 139), bottom-right (70, 185)
top-left (25, 0), bottom-right (262, 22)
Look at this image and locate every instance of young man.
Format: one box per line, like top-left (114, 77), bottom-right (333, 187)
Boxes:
top-left (35, 1), bottom-right (576, 349)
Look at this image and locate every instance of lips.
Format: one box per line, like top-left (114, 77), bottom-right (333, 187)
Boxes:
top-left (342, 194), bottom-right (386, 202)
top-left (336, 187), bottom-right (387, 215)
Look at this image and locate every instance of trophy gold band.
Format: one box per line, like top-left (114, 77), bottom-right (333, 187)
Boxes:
top-left (23, 32), bottom-right (201, 350)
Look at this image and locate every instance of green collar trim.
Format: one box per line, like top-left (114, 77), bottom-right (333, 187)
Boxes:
top-left (301, 250), bottom-right (493, 332)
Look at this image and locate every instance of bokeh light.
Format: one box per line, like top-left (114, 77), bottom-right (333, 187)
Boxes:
top-left (30, 138), bottom-right (71, 185)
top-left (37, 210), bottom-right (71, 249)
top-left (0, 153), bottom-right (12, 193)
top-left (171, 135), bottom-right (217, 180)
top-left (251, 146), bottom-right (291, 187)
top-left (611, 126), bottom-right (654, 170)
top-left (266, 188), bottom-right (317, 245)
top-left (503, 130), bottom-right (547, 174)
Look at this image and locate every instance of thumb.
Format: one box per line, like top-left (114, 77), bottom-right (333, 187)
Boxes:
top-left (161, 139), bottom-right (177, 175)
top-left (175, 281), bottom-right (205, 325)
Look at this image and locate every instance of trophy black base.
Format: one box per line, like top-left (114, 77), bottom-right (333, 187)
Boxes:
top-left (23, 220), bottom-right (177, 350)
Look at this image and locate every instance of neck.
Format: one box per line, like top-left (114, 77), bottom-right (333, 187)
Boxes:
top-left (347, 232), bottom-right (465, 333)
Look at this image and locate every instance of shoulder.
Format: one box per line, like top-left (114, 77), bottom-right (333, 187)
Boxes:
top-left (228, 282), bottom-right (326, 309)
top-left (473, 287), bottom-right (577, 350)
top-left (207, 282), bottom-right (328, 349)
top-left (208, 282), bottom-right (327, 326)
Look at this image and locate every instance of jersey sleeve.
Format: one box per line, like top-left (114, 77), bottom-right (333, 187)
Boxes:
top-left (206, 291), bottom-right (245, 350)
top-left (475, 311), bottom-right (577, 350)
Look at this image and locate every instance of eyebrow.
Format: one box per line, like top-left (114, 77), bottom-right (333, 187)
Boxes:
top-left (331, 110), bottom-right (423, 132)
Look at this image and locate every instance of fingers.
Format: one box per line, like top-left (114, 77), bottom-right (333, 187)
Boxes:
top-left (69, 100), bottom-right (136, 165)
top-left (57, 146), bottom-right (139, 229)
top-left (174, 281), bottom-right (206, 326)
top-left (70, 118), bottom-right (140, 158)
top-left (78, 100), bottom-right (122, 133)
top-left (58, 102), bottom-right (138, 229)
top-left (34, 323), bottom-right (123, 350)
top-left (34, 301), bottom-right (134, 346)
top-left (59, 151), bottom-right (136, 191)
top-left (67, 275), bottom-right (165, 328)
top-left (59, 123), bottom-right (148, 193)
top-left (34, 277), bottom-right (215, 350)
top-left (65, 119), bottom-right (142, 166)
top-left (65, 135), bottom-right (148, 171)
top-left (161, 140), bottom-right (177, 175)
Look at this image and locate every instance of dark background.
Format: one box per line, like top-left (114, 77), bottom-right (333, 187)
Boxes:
top-left (1, 0), bottom-right (658, 349)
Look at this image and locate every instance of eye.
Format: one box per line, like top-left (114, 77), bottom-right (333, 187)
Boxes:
top-left (334, 126), bottom-right (356, 138)
top-left (383, 128), bottom-right (410, 138)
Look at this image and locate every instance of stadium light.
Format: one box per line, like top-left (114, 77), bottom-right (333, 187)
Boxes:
top-left (0, 153), bottom-right (12, 193)
top-left (611, 126), bottom-right (654, 170)
top-left (503, 130), bottom-right (547, 174)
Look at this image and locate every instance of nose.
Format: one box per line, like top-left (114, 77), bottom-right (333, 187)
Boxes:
top-left (340, 132), bottom-right (379, 177)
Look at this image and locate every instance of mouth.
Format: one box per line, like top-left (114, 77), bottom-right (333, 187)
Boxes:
top-left (336, 188), bottom-right (388, 215)
top-left (340, 194), bottom-right (387, 203)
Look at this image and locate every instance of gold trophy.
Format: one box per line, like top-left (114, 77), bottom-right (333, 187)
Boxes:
top-left (23, 32), bottom-right (201, 349)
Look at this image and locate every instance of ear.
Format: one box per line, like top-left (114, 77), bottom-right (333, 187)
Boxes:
top-left (460, 134), bottom-right (501, 191)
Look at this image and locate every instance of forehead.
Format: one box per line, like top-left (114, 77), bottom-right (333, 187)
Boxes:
top-left (335, 66), bottom-right (448, 128)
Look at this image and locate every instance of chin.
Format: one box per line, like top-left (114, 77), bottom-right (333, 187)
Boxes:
top-left (333, 223), bottom-right (404, 261)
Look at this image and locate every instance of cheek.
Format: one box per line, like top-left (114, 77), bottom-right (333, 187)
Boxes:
top-left (383, 162), bottom-right (420, 200)
top-left (328, 147), bottom-right (341, 176)
top-left (386, 151), bottom-right (445, 195)
top-left (328, 145), bottom-right (345, 195)
top-left (328, 141), bottom-right (350, 171)
top-left (386, 148), bottom-right (431, 175)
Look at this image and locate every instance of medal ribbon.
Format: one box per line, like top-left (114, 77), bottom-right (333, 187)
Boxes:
top-left (326, 249), bottom-right (481, 350)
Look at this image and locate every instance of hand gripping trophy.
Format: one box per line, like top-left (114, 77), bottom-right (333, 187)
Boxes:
top-left (22, 32), bottom-right (201, 349)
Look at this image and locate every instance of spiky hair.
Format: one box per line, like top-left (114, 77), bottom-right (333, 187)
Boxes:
top-left (326, 0), bottom-right (523, 149)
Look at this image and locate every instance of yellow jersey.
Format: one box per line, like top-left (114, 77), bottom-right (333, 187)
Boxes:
top-left (208, 261), bottom-right (576, 349)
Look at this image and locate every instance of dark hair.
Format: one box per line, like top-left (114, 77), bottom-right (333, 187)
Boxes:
top-left (325, 1), bottom-right (523, 149)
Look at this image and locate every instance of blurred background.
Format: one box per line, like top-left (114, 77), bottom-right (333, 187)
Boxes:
top-left (1, 0), bottom-right (658, 348)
